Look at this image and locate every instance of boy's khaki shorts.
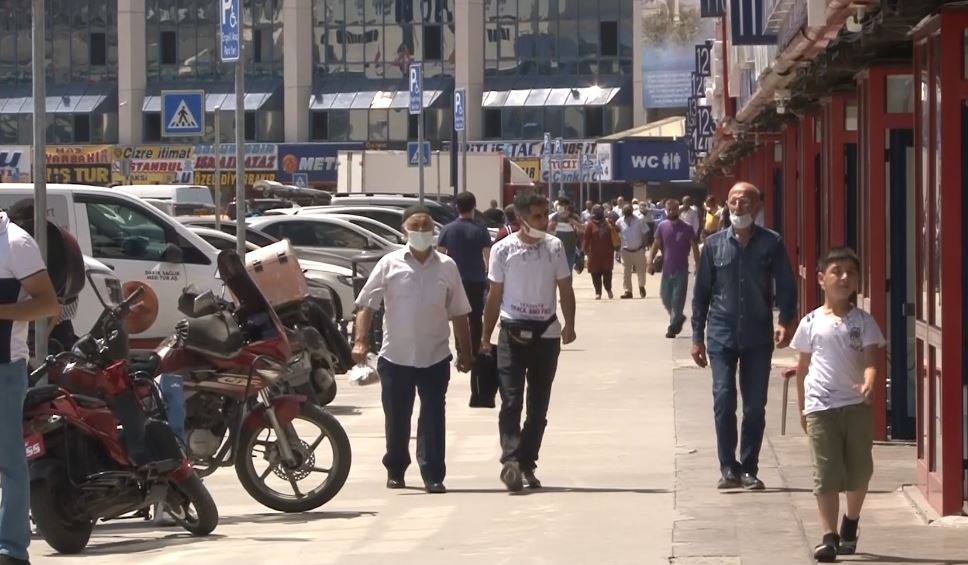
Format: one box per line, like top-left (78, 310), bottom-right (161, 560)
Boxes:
top-left (806, 403), bottom-right (874, 494)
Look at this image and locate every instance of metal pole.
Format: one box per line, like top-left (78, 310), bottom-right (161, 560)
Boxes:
top-left (558, 153), bottom-right (564, 201)
top-left (417, 69), bottom-right (425, 206)
top-left (214, 106), bottom-right (222, 230)
top-left (234, 42), bottom-right (246, 256)
top-left (436, 150), bottom-right (441, 199)
top-left (32, 0), bottom-right (47, 365)
top-left (461, 127), bottom-right (468, 194)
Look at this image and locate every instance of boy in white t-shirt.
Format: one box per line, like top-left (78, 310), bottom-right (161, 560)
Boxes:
top-left (790, 247), bottom-right (886, 562)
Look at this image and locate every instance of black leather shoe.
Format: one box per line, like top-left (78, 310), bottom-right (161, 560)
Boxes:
top-left (522, 470), bottom-right (542, 489)
top-left (424, 482), bottom-right (446, 494)
top-left (665, 327), bottom-right (676, 338)
top-left (500, 461), bottom-right (524, 492)
top-left (639, 286), bottom-right (647, 298)
top-left (741, 473), bottom-right (765, 490)
top-left (386, 477), bottom-right (406, 489)
top-left (717, 469), bottom-right (741, 489)
top-left (0, 555), bottom-right (30, 565)
top-left (620, 292), bottom-right (634, 299)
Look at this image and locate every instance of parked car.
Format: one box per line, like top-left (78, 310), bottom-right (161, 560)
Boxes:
top-left (266, 205), bottom-right (443, 236)
top-left (323, 214), bottom-right (407, 245)
top-left (227, 198), bottom-right (295, 219)
top-left (248, 215), bottom-right (401, 262)
top-left (186, 226), bottom-right (355, 323)
top-left (114, 184), bottom-right (217, 217)
top-left (330, 195), bottom-right (457, 225)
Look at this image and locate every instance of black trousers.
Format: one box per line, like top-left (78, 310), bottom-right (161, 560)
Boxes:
top-left (496, 329), bottom-right (561, 471)
top-left (377, 357), bottom-right (451, 484)
top-left (590, 272), bottom-right (613, 295)
top-left (463, 281), bottom-right (487, 355)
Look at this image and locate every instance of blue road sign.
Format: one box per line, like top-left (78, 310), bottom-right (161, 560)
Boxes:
top-left (543, 132), bottom-right (551, 156)
top-left (220, 0), bottom-right (240, 62)
top-left (454, 88), bottom-right (465, 132)
top-left (554, 137), bottom-right (563, 158)
top-left (161, 90), bottom-right (205, 137)
top-left (409, 64), bottom-right (423, 115)
top-left (407, 141), bottom-right (431, 167)
top-left (292, 172), bottom-right (309, 187)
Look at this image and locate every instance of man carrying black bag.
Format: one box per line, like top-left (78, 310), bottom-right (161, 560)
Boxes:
top-left (481, 191), bottom-right (577, 492)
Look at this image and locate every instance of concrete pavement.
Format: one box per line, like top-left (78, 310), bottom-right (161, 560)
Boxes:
top-left (31, 274), bottom-right (968, 564)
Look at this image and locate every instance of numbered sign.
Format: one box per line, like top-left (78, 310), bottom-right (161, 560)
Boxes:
top-left (695, 44), bottom-right (711, 77)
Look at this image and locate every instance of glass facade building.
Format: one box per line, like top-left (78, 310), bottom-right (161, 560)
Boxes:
top-left (0, 0), bottom-right (120, 144)
top-left (480, 0), bottom-right (633, 140)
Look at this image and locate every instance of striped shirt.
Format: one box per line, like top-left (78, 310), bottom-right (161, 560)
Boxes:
top-left (0, 212), bottom-right (47, 362)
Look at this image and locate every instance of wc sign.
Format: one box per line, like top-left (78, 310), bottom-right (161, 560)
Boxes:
top-left (617, 140), bottom-right (691, 182)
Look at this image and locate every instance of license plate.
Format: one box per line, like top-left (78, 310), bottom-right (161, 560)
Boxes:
top-left (24, 434), bottom-right (45, 461)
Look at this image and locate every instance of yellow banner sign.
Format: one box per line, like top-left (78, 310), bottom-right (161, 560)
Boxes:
top-left (514, 158), bottom-right (542, 183)
top-left (112, 145), bottom-right (195, 184)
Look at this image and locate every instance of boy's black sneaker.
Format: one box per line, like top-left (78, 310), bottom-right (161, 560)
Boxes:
top-left (741, 472), bottom-right (765, 490)
top-left (500, 461), bottom-right (523, 492)
top-left (717, 469), bottom-right (741, 489)
top-left (839, 515), bottom-right (859, 555)
top-left (813, 533), bottom-right (840, 563)
top-left (665, 327), bottom-right (676, 338)
top-left (0, 556), bottom-right (30, 565)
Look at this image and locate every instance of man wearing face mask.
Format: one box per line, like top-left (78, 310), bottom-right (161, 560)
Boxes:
top-left (481, 191), bottom-right (577, 492)
top-left (691, 182), bottom-right (797, 491)
top-left (548, 198), bottom-right (583, 272)
top-left (615, 204), bottom-right (651, 299)
top-left (354, 206), bottom-right (473, 494)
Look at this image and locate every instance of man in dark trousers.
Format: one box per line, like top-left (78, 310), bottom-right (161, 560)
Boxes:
top-left (481, 191), bottom-right (577, 492)
top-left (692, 182), bottom-right (796, 491)
top-left (437, 191), bottom-right (492, 356)
top-left (353, 206), bottom-right (473, 494)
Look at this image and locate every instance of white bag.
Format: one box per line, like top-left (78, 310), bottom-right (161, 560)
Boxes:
top-left (349, 353), bottom-right (380, 386)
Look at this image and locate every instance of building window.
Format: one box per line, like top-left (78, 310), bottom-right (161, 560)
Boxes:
top-left (160, 30), bottom-right (177, 65)
top-left (253, 29), bottom-right (264, 64)
top-left (90, 32), bottom-right (107, 66)
top-left (886, 75), bottom-right (914, 114)
top-left (424, 25), bottom-right (442, 61)
top-left (73, 115), bottom-right (91, 143)
top-left (484, 109), bottom-right (502, 138)
top-left (600, 22), bottom-right (618, 57)
top-left (408, 114), bottom-right (418, 140)
top-left (145, 113), bottom-right (162, 142)
top-left (311, 111), bottom-right (328, 140)
top-left (245, 111), bottom-right (256, 142)
top-left (585, 107), bottom-right (604, 137)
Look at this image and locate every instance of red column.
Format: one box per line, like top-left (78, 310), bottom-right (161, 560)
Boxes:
top-left (822, 93), bottom-right (856, 247)
top-left (798, 112), bottom-right (821, 318)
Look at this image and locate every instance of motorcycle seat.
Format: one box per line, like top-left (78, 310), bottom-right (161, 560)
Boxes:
top-left (24, 385), bottom-right (63, 408)
top-left (183, 313), bottom-right (244, 359)
top-left (73, 394), bottom-right (107, 409)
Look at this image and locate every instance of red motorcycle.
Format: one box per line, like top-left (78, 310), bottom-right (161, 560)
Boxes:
top-left (24, 284), bottom-right (218, 555)
top-left (145, 249), bottom-right (351, 513)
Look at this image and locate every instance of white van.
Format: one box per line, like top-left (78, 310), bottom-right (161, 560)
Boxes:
top-left (113, 184), bottom-right (217, 217)
top-left (0, 183), bottom-right (342, 350)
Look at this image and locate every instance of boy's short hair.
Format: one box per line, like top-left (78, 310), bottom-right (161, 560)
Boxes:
top-left (513, 191), bottom-right (548, 216)
top-left (455, 191), bottom-right (476, 213)
top-left (818, 246), bottom-right (860, 272)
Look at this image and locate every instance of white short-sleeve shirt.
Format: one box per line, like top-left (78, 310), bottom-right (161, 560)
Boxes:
top-left (488, 233), bottom-right (571, 338)
top-left (791, 306), bottom-right (886, 415)
top-left (0, 212), bottom-right (47, 363)
top-left (355, 248), bottom-right (471, 368)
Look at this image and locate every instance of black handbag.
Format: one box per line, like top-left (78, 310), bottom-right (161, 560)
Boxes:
top-left (470, 349), bottom-right (499, 408)
top-left (502, 315), bottom-right (558, 347)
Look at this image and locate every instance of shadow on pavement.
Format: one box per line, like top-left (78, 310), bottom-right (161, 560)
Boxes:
top-left (56, 533), bottom-right (228, 556)
top-left (850, 554), bottom-right (968, 564)
top-left (323, 405), bottom-right (363, 416)
top-left (399, 486), bottom-right (671, 495)
top-left (92, 510), bottom-right (374, 533)
top-left (718, 487), bottom-right (897, 495)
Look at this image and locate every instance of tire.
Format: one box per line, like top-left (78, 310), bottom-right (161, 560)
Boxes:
top-left (30, 475), bottom-right (94, 554)
top-left (235, 403), bottom-right (351, 513)
top-left (315, 379), bottom-right (337, 406)
top-left (168, 474), bottom-right (219, 536)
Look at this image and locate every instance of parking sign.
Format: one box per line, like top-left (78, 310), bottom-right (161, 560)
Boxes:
top-left (409, 64), bottom-right (423, 115)
top-left (454, 88), bottom-right (465, 132)
top-left (220, 0), bottom-right (240, 62)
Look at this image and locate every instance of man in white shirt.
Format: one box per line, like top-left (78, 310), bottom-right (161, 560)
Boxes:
top-left (481, 191), bottom-right (577, 492)
top-left (0, 211), bottom-right (60, 565)
top-left (680, 195), bottom-right (701, 236)
top-left (354, 206), bottom-right (473, 495)
top-left (615, 205), bottom-right (651, 298)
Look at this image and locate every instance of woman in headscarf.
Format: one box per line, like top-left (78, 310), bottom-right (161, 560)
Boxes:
top-left (582, 204), bottom-right (618, 299)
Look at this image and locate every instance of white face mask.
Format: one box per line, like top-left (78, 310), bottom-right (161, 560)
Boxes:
top-left (407, 230), bottom-right (434, 251)
top-left (730, 213), bottom-right (753, 229)
top-left (521, 220), bottom-right (546, 240)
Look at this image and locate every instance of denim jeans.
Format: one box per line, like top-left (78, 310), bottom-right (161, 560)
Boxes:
top-left (377, 357), bottom-right (451, 484)
top-left (660, 272), bottom-right (689, 330)
top-left (157, 373), bottom-right (186, 444)
top-left (496, 330), bottom-right (561, 471)
top-left (463, 281), bottom-right (486, 356)
top-left (0, 360), bottom-right (31, 562)
top-left (708, 344), bottom-right (773, 476)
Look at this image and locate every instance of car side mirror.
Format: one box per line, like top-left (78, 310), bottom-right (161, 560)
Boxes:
top-left (161, 243), bottom-right (184, 263)
top-left (365, 238), bottom-right (378, 250)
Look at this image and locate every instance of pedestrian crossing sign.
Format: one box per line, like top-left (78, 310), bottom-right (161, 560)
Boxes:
top-left (161, 90), bottom-right (205, 137)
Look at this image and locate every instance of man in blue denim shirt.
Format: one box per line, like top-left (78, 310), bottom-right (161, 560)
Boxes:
top-left (691, 182), bottom-right (797, 491)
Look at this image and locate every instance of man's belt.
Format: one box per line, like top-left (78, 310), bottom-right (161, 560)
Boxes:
top-left (622, 246), bottom-right (644, 253)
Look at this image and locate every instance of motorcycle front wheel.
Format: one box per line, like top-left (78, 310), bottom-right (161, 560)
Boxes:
top-left (235, 403), bottom-right (351, 512)
top-left (31, 471), bottom-right (94, 554)
top-left (167, 473), bottom-right (219, 536)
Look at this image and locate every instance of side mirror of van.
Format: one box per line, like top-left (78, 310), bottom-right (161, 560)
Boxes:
top-left (161, 243), bottom-right (184, 263)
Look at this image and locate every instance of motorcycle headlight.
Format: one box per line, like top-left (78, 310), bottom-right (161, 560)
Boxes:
top-left (254, 359), bottom-right (287, 383)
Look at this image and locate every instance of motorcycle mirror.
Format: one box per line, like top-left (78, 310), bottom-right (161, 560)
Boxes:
top-left (86, 271), bottom-right (109, 309)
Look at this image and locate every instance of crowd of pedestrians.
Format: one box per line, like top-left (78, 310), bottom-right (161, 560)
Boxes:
top-left (349, 182), bottom-right (883, 563)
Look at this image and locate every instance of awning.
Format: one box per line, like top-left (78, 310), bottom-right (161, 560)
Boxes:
top-left (309, 76), bottom-right (450, 111)
top-left (482, 86), bottom-right (623, 108)
top-left (599, 116), bottom-right (687, 141)
top-left (143, 79), bottom-right (281, 112)
top-left (0, 83), bottom-right (115, 114)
